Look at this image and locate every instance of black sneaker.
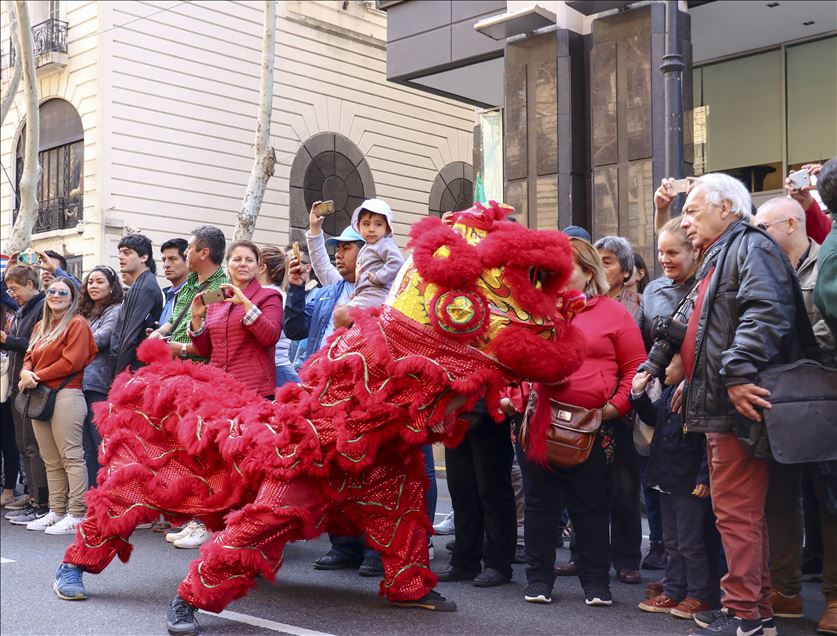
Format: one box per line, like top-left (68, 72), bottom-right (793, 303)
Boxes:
top-left (166, 595), bottom-right (199, 636)
top-left (312, 550), bottom-right (362, 571)
top-left (524, 582), bottom-right (552, 604)
top-left (8, 506), bottom-right (48, 525)
top-left (690, 608), bottom-right (763, 636)
top-left (761, 617), bottom-right (777, 636)
top-left (392, 589), bottom-right (457, 611)
top-left (694, 608), bottom-right (731, 628)
top-left (584, 585), bottom-right (613, 606)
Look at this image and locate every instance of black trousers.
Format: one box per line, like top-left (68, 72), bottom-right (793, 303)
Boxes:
top-left (10, 391), bottom-right (48, 506)
top-left (445, 411), bottom-right (516, 577)
top-left (517, 435), bottom-right (611, 589)
top-left (608, 419), bottom-right (643, 571)
top-left (82, 390), bottom-right (108, 489)
top-left (1, 399), bottom-right (20, 489)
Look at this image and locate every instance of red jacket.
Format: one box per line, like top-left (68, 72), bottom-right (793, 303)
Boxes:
top-left (545, 296), bottom-right (646, 416)
top-left (190, 279), bottom-right (282, 397)
top-left (806, 199), bottom-right (830, 244)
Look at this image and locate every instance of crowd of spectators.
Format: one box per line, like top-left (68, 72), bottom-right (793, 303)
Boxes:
top-left (2, 160), bottom-right (836, 636)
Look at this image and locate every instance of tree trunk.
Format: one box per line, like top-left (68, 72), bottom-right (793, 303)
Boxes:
top-left (0, 2), bottom-right (22, 128)
top-left (6, 0), bottom-right (40, 254)
top-left (233, 0), bottom-right (277, 242)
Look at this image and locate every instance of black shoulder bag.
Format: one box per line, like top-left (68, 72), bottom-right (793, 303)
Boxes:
top-left (14, 372), bottom-right (80, 421)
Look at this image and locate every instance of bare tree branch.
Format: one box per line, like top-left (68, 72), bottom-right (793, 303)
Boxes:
top-left (234, 0), bottom-right (277, 242)
top-left (0, 2), bottom-right (23, 128)
top-left (6, 0), bottom-right (41, 253)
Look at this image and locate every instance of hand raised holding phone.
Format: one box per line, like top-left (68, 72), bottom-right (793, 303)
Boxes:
top-left (308, 200), bottom-right (335, 236)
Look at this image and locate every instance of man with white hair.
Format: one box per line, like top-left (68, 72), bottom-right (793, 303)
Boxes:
top-left (676, 173), bottom-right (809, 636)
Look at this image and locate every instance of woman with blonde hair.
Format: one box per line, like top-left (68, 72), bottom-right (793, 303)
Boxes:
top-left (516, 238), bottom-right (646, 606)
top-left (18, 277), bottom-right (97, 535)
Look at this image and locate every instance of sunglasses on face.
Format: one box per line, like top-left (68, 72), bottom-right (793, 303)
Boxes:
top-left (47, 288), bottom-right (70, 297)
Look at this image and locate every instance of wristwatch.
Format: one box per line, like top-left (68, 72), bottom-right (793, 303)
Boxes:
top-left (179, 344), bottom-right (188, 359)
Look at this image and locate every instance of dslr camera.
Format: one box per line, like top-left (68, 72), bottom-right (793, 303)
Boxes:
top-left (637, 314), bottom-right (688, 378)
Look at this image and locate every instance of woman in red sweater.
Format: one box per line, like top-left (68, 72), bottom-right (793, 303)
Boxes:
top-left (189, 241), bottom-right (282, 399)
top-left (19, 277), bottom-right (97, 535)
top-left (517, 238), bottom-right (646, 607)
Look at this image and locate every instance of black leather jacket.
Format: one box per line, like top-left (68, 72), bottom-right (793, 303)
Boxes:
top-left (1, 292), bottom-right (45, 395)
top-left (683, 220), bottom-right (805, 433)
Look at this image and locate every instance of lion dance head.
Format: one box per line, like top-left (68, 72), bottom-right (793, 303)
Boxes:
top-left (387, 201), bottom-right (586, 387)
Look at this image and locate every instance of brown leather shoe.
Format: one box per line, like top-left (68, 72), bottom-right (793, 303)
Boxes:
top-left (617, 568), bottom-right (641, 584)
top-left (638, 593), bottom-right (679, 613)
top-left (770, 588), bottom-right (803, 618)
top-left (645, 580), bottom-right (663, 599)
top-left (818, 598), bottom-right (837, 635)
top-left (669, 596), bottom-right (711, 619)
top-left (554, 561), bottom-right (579, 576)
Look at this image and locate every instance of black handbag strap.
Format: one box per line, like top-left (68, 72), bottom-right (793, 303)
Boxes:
top-left (167, 280), bottom-right (213, 336)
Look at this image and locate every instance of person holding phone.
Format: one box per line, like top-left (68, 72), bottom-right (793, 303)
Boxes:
top-left (188, 240), bottom-right (282, 399)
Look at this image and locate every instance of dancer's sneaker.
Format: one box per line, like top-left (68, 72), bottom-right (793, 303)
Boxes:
top-left (54, 564), bottom-right (87, 600)
top-left (166, 595), bottom-right (199, 636)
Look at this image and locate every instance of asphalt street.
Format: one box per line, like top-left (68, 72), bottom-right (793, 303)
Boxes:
top-left (0, 477), bottom-right (826, 636)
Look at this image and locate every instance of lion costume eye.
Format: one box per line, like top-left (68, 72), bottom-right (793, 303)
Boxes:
top-left (477, 223), bottom-right (574, 319)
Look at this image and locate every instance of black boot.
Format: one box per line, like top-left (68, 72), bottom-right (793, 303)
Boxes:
top-left (641, 541), bottom-right (666, 570)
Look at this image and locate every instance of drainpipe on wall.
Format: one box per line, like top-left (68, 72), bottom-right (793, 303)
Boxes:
top-left (660, 0), bottom-right (684, 187)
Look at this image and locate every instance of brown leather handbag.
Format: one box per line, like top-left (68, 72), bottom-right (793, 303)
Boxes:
top-left (520, 395), bottom-right (603, 469)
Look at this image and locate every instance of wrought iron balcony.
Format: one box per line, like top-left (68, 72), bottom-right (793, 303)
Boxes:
top-left (13, 197), bottom-right (83, 234)
top-left (9, 18), bottom-right (68, 68)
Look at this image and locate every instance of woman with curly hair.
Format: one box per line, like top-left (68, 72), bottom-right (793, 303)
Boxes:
top-left (78, 266), bottom-right (123, 486)
top-left (19, 277), bottom-right (97, 535)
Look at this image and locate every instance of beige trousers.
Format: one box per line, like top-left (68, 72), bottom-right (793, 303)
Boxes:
top-left (31, 388), bottom-right (88, 517)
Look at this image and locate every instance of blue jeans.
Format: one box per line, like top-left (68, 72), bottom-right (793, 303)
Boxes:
top-left (275, 364), bottom-right (300, 388)
top-left (640, 455), bottom-right (663, 543)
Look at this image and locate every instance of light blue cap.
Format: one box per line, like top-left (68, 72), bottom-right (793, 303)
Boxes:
top-left (325, 226), bottom-right (365, 246)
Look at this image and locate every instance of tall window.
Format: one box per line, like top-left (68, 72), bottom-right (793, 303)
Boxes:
top-left (693, 35), bottom-right (835, 194)
top-left (14, 98), bottom-right (84, 233)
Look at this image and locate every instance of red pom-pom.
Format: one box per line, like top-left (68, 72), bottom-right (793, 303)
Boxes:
top-left (487, 323), bottom-right (585, 385)
top-left (407, 217), bottom-right (483, 289)
top-left (137, 337), bottom-right (175, 365)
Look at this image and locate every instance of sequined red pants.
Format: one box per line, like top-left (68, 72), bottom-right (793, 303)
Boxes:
top-left (65, 450), bottom-right (435, 613)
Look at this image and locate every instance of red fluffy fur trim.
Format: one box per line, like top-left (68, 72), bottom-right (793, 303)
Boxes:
top-left (525, 384), bottom-right (556, 467)
top-left (407, 216), bottom-right (483, 289)
top-left (487, 323), bottom-right (586, 385)
top-left (478, 224), bottom-right (574, 318)
top-left (137, 337), bottom-right (176, 365)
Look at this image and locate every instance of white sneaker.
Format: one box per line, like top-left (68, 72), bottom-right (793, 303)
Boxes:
top-left (166, 520), bottom-right (198, 543)
top-left (45, 514), bottom-right (84, 535)
top-left (26, 510), bottom-right (64, 531)
top-left (433, 511), bottom-right (455, 535)
top-left (173, 523), bottom-right (210, 549)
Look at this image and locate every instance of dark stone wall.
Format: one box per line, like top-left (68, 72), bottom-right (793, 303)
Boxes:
top-left (503, 29), bottom-right (588, 230)
top-left (588, 4), bottom-right (692, 266)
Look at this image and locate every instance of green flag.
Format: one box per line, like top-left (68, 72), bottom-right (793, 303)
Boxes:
top-left (474, 174), bottom-right (487, 205)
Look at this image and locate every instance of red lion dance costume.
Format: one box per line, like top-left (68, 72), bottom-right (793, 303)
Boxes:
top-left (61, 202), bottom-right (586, 625)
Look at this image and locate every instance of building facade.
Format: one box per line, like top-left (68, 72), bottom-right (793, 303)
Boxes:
top-left (381, 0), bottom-right (836, 266)
top-left (1, 0), bottom-right (476, 278)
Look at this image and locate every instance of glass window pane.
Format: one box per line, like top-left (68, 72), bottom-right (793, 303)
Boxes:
top-left (48, 150), bottom-right (58, 201)
top-left (69, 141), bottom-right (83, 200)
top-left (479, 109), bottom-right (504, 202)
top-left (787, 36), bottom-right (837, 168)
top-left (698, 50), bottom-right (783, 192)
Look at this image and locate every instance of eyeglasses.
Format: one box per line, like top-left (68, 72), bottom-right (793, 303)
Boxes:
top-left (757, 217), bottom-right (793, 231)
top-left (46, 288), bottom-right (70, 297)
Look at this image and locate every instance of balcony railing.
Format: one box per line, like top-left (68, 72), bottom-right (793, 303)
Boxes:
top-left (13, 197), bottom-right (83, 234)
top-left (9, 18), bottom-right (68, 68)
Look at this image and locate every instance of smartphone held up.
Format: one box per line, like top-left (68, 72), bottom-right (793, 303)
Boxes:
top-left (313, 200), bottom-right (335, 217)
top-left (787, 168), bottom-right (813, 190)
top-left (202, 288), bottom-right (229, 305)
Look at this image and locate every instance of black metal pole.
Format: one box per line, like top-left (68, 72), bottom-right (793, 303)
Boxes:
top-left (660, 0), bottom-right (684, 181)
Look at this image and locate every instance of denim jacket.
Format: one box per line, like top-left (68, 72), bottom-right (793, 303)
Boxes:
top-left (283, 280), bottom-right (354, 366)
